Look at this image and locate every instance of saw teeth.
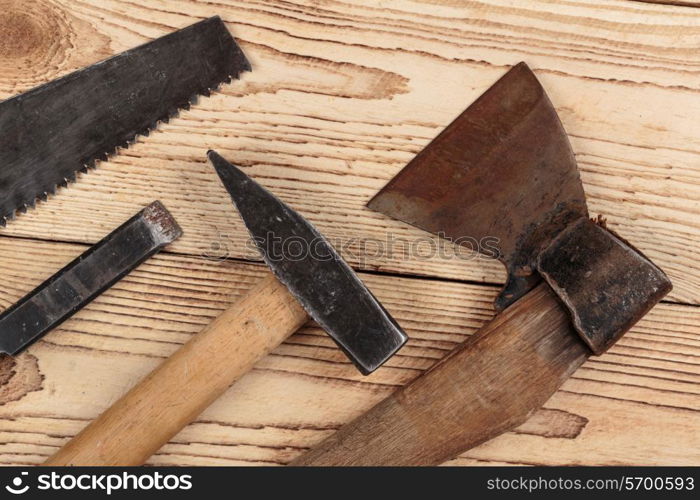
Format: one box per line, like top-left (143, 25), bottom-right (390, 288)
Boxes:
top-left (3, 67), bottom-right (248, 224)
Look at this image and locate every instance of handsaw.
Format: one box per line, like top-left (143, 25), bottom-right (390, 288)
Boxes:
top-left (293, 62), bottom-right (671, 466)
top-left (0, 16), bottom-right (249, 224)
top-left (45, 152), bottom-right (406, 466)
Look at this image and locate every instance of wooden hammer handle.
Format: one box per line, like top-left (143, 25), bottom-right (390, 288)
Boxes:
top-left (45, 273), bottom-right (308, 466)
top-left (293, 284), bottom-right (590, 466)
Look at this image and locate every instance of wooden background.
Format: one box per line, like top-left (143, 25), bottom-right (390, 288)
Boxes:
top-left (0, 0), bottom-right (698, 465)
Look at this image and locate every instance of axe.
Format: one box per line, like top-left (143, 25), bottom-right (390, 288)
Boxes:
top-left (45, 151), bottom-right (407, 465)
top-left (293, 62), bottom-right (672, 466)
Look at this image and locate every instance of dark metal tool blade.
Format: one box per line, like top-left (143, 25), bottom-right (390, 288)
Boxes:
top-left (368, 62), bottom-right (587, 311)
top-left (208, 151), bottom-right (407, 375)
top-left (0, 16), bottom-right (250, 224)
top-left (368, 61), bottom-right (671, 351)
top-left (0, 201), bottom-right (182, 355)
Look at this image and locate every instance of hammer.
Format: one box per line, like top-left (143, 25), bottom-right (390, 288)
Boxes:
top-left (294, 63), bottom-right (672, 466)
top-left (45, 151), bottom-right (407, 466)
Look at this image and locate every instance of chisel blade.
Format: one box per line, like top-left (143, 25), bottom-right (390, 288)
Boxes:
top-left (0, 201), bottom-right (182, 355)
top-left (0, 16), bottom-right (250, 224)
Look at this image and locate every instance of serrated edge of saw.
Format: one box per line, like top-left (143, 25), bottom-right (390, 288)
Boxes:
top-left (0, 69), bottom-right (249, 226)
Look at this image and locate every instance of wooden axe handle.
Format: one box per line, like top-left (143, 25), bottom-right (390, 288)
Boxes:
top-left (293, 284), bottom-right (590, 466)
top-left (45, 273), bottom-right (308, 466)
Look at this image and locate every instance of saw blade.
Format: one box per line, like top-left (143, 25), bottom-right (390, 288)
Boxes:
top-left (0, 16), bottom-right (250, 225)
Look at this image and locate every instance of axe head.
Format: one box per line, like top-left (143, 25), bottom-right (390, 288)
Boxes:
top-left (369, 62), bottom-right (671, 354)
top-left (369, 62), bottom-right (587, 311)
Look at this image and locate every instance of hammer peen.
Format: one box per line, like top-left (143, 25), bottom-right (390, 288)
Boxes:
top-left (45, 151), bottom-right (407, 466)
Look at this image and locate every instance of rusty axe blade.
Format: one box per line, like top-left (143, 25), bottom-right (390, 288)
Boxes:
top-left (368, 62), bottom-right (588, 312)
top-left (293, 62), bottom-right (671, 466)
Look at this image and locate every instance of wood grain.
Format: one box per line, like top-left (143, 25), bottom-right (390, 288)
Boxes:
top-left (0, 237), bottom-right (696, 465)
top-left (44, 274), bottom-right (308, 466)
top-left (0, 0), bottom-right (698, 304)
top-left (293, 284), bottom-right (591, 466)
top-left (0, 0), bottom-right (697, 465)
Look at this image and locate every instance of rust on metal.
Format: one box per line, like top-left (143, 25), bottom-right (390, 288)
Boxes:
top-left (538, 218), bottom-right (672, 354)
top-left (368, 61), bottom-right (671, 354)
top-left (368, 62), bottom-right (587, 311)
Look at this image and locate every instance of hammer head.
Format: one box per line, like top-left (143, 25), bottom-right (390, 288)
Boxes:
top-left (368, 63), bottom-right (671, 354)
top-left (208, 151), bottom-right (407, 374)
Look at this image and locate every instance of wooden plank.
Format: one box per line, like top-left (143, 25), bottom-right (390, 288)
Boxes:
top-left (635, 1), bottom-right (700, 8)
top-left (0, 237), bottom-right (696, 465)
top-left (0, 0), bottom-right (697, 466)
top-left (0, 0), bottom-right (698, 304)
